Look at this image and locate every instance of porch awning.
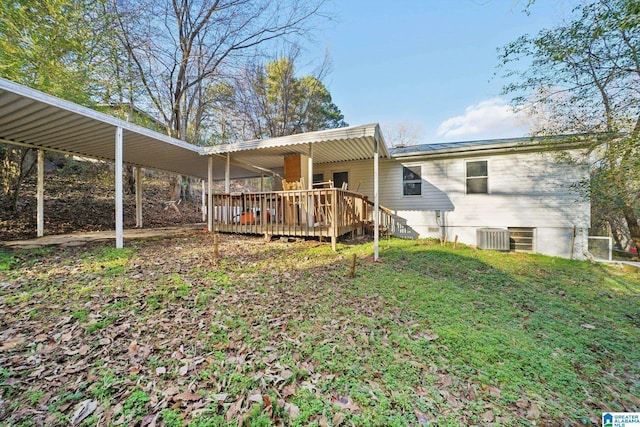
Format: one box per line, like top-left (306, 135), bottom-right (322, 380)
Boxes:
top-left (202, 124), bottom-right (390, 170)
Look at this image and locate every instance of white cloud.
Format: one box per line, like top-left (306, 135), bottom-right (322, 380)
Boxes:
top-left (436, 98), bottom-right (528, 141)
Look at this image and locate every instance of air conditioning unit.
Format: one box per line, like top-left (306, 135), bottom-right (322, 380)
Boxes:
top-left (477, 228), bottom-right (510, 251)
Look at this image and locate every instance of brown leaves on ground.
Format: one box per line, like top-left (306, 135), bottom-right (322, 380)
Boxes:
top-left (0, 233), bottom-right (581, 426)
top-left (0, 234), bottom-right (383, 425)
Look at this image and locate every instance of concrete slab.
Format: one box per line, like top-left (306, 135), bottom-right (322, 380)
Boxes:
top-left (1, 224), bottom-right (206, 250)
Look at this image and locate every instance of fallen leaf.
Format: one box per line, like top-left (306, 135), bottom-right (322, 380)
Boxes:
top-left (2, 336), bottom-right (25, 351)
top-left (128, 340), bottom-right (139, 355)
top-left (319, 415), bottom-right (330, 427)
top-left (284, 402), bottom-right (300, 418)
top-left (416, 331), bottom-right (439, 341)
top-left (226, 397), bottom-right (243, 422)
top-left (414, 408), bottom-right (429, 425)
top-left (248, 392), bottom-right (263, 404)
top-left (173, 392), bottom-right (202, 402)
top-left (333, 396), bottom-right (361, 413)
top-left (211, 393), bottom-right (228, 401)
top-left (581, 324), bottom-right (595, 329)
top-left (281, 369), bottom-right (294, 381)
top-left (141, 413), bottom-right (157, 427)
top-left (516, 397), bottom-right (529, 409)
top-left (481, 410), bottom-right (494, 423)
top-left (163, 386), bottom-right (180, 398)
top-left (437, 374), bottom-right (452, 388)
top-left (282, 383), bottom-right (297, 398)
top-left (71, 399), bottom-right (98, 425)
top-left (487, 385), bottom-right (501, 398)
top-left (155, 366), bottom-right (166, 375)
top-left (527, 402), bottom-right (541, 420)
top-left (178, 364), bottom-right (189, 376)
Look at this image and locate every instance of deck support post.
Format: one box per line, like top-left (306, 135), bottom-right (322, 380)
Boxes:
top-left (36, 149), bottom-right (44, 237)
top-left (208, 156), bottom-right (213, 232)
top-left (115, 127), bottom-right (124, 248)
top-left (374, 136), bottom-right (380, 261)
top-left (135, 167), bottom-right (143, 228)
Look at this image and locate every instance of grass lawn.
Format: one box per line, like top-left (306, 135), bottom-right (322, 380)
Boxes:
top-left (0, 233), bottom-right (638, 426)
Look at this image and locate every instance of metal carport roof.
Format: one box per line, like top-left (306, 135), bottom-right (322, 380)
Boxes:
top-left (0, 77), bottom-right (257, 181)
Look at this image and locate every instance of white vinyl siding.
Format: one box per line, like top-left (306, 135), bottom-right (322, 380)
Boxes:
top-left (310, 150), bottom-right (589, 258)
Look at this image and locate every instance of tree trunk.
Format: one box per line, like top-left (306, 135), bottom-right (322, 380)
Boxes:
top-left (622, 205), bottom-right (640, 250)
top-left (9, 149), bottom-right (37, 213)
top-left (125, 165), bottom-right (136, 195)
top-left (607, 217), bottom-right (624, 249)
top-left (169, 174), bottom-right (181, 201)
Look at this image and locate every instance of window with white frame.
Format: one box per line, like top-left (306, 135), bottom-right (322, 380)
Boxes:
top-left (403, 166), bottom-right (422, 196)
top-left (466, 160), bottom-right (488, 194)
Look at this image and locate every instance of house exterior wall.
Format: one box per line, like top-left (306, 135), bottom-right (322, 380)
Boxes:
top-left (312, 149), bottom-right (590, 259)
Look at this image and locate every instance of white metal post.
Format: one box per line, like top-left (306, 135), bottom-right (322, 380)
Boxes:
top-left (374, 138), bottom-right (379, 261)
top-left (135, 166), bottom-right (143, 228)
top-left (36, 149), bottom-right (44, 237)
top-left (208, 157), bottom-right (213, 232)
top-left (115, 127), bottom-right (124, 248)
top-left (308, 143), bottom-right (314, 225)
top-left (225, 152), bottom-right (230, 193)
top-left (201, 179), bottom-right (206, 222)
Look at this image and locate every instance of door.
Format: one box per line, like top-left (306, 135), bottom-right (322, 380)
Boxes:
top-left (333, 171), bottom-right (349, 190)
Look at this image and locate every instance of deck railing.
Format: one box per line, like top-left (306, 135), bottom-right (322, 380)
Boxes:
top-left (211, 188), bottom-right (392, 245)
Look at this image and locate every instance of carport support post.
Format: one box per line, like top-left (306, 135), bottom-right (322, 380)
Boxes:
top-left (374, 137), bottom-right (379, 261)
top-left (207, 156), bottom-right (213, 232)
top-left (225, 153), bottom-right (230, 193)
top-left (115, 127), bottom-right (124, 248)
top-left (201, 179), bottom-right (206, 222)
top-left (36, 149), bottom-right (44, 237)
top-left (135, 167), bottom-right (143, 228)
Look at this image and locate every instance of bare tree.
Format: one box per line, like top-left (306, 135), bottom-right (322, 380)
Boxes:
top-left (109, 0), bottom-right (328, 199)
top-left (383, 121), bottom-right (425, 147)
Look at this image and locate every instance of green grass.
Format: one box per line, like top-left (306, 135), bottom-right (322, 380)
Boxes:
top-left (0, 236), bottom-right (638, 426)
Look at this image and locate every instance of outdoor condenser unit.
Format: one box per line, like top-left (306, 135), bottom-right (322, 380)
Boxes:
top-left (476, 228), bottom-right (510, 251)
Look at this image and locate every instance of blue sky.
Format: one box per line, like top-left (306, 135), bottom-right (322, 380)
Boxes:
top-left (301, 0), bottom-right (576, 144)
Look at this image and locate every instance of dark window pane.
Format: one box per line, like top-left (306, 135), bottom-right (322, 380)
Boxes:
top-left (467, 177), bottom-right (488, 194)
top-left (333, 171), bottom-right (348, 189)
top-left (403, 182), bottom-right (422, 196)
top-left (313, 173), bottom-right (324, 183)
top-left (403, 166), bottom-right (421, 181)
top-left (466, 161), bottom-right (487, 177)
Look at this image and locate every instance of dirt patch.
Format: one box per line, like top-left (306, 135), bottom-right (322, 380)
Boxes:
top-left (1, 161), bottom-right (203, 241)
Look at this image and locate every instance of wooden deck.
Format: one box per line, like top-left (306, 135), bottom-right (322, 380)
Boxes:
top-left (211, 188), bottom-right (392, 248)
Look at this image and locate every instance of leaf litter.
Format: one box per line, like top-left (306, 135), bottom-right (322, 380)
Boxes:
top-left (0, 232), bottom-right (637, 426)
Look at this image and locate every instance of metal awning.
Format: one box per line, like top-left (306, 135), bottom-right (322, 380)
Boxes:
top-left (0, 77), bottom-right (257, 180)
top-left (203, 123), bottom-right (390, 170)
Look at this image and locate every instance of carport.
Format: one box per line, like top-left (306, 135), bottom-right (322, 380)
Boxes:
top-left (0, 77), bottom-right (266, 247)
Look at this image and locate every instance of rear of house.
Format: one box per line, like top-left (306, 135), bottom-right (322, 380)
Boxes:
top-left (311, 137), bottom-right (591, 259)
